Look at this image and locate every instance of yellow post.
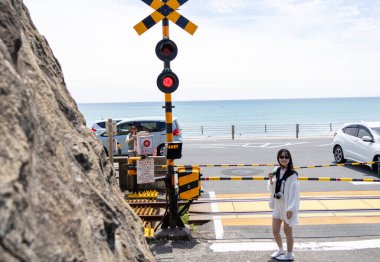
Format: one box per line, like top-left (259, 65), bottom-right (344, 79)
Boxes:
top-left (160, 15), bottom-right (183, 230)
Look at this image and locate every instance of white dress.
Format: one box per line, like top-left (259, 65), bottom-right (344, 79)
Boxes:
top-left (267, 167), bottom-right (300, 227)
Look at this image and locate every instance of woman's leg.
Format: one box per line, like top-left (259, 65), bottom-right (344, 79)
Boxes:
top-left (284, 222), bottom-right (294, 252)
top-left (272, 218), bottom-right (283, 249)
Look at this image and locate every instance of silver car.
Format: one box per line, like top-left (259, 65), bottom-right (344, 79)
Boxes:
top-left (91, 118), bottom-right (125, 135)
top-left (332, 121), bottom-right (380, 174)
top-left (97, 116), bottom-right (182, 156)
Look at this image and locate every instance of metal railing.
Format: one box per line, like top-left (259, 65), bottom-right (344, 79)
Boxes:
top-left (181, 123), bottom-right (343, 139)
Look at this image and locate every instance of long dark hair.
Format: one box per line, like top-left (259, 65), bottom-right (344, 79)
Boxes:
top-left (277, 148), bottom-right (294, 170)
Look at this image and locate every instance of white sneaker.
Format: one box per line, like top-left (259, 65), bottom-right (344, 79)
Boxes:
top-left (270, 250), bottom-right (286, 259)
top-left (276, 253), bottom-right (295, 261)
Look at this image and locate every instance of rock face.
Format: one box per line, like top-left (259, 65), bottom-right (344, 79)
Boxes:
top-left (0, 1), bottom-right (154, 261)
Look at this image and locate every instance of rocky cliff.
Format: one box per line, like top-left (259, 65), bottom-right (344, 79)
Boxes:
top-left (0, 0), bottom-right (154, 261)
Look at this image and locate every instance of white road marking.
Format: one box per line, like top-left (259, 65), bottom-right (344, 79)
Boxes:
top-left (209, 191), bottom-right (224, 240)
top-left (199, 146), bottom-right (225, 149)
top-left (188, 141), bottom-right (314, 149)
top-left (318, 143), bottom-right (332, 147)
top-left (351, 182), bottom-right (380, 185)
top-left (264, 142), bottom-right (309, 149)
top-left (210, 239), bottom-right (380, 252)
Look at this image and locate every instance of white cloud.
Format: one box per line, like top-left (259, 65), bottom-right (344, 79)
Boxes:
top-left (206, 0), bottom-right (250, 14)
top-left (23, 0), bottom-right (380, 103)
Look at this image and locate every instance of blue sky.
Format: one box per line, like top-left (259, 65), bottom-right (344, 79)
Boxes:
top-left (24, 0), bottom-right (380, 103)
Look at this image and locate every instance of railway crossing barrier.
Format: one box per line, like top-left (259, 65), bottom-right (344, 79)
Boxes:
top-left (122, 158), bottom-right (379, 238)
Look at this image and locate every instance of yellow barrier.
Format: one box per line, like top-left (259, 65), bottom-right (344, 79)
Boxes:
top-left (158, 161), bottom-right (378, 169)
top-left (200, 176), bottom-right (380, 182)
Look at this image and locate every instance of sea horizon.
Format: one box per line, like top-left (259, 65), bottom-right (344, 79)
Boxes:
top-left (77, 96), bottom-right (380, 105)
top-left (78, 97), bottom-right (380, 137)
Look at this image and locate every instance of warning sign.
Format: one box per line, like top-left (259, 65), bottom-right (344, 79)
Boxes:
top-left (136, 135), bottom-right (154, 155)
top-left (143, 140), bottom-right (151, 147)
top-left (137, 158), bottom-right (154, 184)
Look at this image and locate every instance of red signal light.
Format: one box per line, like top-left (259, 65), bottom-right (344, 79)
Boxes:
top-left (157, 70), bottom-right (179, 93)
top-left (163, 76), bottom-right (174, 88)
top-left (156, 39), bottom-right (178, 62)
top-left (162, 44), bottom-right (174, 57)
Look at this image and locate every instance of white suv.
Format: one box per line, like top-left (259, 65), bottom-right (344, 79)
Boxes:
top-left (97, 117), bottom-right (182, 156)
top-left (332, 121), bottom-right (380, 174)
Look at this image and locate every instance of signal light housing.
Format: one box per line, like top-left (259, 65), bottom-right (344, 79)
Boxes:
top-left (155, 39), bottom-right (178, 62)
top-left (157, 70), bottom-right (179, 93)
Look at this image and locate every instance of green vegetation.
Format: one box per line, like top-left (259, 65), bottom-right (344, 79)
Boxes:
top-left (179, 206), bottom-right (196, 231)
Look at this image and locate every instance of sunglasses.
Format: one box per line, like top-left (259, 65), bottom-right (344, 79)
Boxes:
top-left (279, 155), bottom-right (290, 160)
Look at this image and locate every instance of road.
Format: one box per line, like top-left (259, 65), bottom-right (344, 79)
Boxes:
top-left (149, 136), bottom-right (380, 262)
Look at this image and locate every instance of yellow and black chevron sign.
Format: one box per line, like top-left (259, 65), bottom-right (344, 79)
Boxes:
top-left (134, 0), bottom-right (198, 35)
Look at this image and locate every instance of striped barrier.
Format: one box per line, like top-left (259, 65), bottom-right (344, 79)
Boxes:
top-left (200, 176), bottom-right (380, 182)
top-left (157, 161), bottom-right (379, 169)
top-left (190, 208), bottom-right (380, 216)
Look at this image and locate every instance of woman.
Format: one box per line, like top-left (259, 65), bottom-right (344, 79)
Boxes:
top-left (126, 126), bottom-right (138, 157)
top-left (268, 149), bottom-right (300, 261)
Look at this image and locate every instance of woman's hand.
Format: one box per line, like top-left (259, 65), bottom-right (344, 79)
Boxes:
top-left (268, 173), bottom-right (274, 184)
top-left (287, 211), bottom-right (293, 219)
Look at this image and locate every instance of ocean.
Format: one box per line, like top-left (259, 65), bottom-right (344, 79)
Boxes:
top-left (78, 97), bottom-right (380, 137)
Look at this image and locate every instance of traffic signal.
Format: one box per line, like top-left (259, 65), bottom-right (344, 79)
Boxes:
top-left (155, 39), bottom-right (178, 62)
top-left (157, 69), bottom-right (179, 93)
top-left (156, 38), bottom-right (179, 94)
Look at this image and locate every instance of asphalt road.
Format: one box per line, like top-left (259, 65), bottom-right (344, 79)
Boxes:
top-left (149, 136), bottom-right (380, 262)
top-left (177, 136), bottom-right (378, 194)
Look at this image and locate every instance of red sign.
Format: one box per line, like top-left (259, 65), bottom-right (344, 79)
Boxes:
top-left (143, 140), bottom-right (151, 147)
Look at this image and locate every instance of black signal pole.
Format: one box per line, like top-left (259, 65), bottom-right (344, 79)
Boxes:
top-left (155, 11), bottom-right (189, 240)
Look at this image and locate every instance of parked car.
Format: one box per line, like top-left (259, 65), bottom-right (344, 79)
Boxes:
top-left (332, 121), bottom-right (380, 174)
top-left (91, 118), bottom-right (125, 135)
top-left (97, 116), bottom-right (182, 156)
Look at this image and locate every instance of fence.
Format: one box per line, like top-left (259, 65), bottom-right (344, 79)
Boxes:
top-left (181, 123), bottom-right (343, 139)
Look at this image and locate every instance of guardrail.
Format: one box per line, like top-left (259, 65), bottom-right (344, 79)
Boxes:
top-left (181, 123), bottom-right (343, 139)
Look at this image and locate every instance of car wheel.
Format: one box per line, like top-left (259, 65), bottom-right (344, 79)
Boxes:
top-left (372, 155), bottom-right (380, 175)
top-left (157, 144), bottom-right (165, 156)
top-left (333, 145), bottom-right (346, 163)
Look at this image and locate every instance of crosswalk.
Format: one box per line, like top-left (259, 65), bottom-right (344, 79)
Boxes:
top-left (191, 191), bottom-right (380, 227)
top-left (210, 239), bottom-right (380, 253)
top-left (188, 191), bottom-right (380, 242)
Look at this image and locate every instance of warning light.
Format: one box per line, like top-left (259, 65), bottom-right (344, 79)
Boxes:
top-left (157, 70), bottom-right (179, 93)
top-left (156, 39), bottom-right (178, 62)
top-left (163, 76), bottom-right (174, 88)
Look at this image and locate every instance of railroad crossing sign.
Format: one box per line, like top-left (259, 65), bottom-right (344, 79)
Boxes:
top-left (134, 0), bottom-right (198, 35)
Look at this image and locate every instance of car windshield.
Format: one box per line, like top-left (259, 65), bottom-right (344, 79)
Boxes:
top-left (371, 127), bottom-right (380, 136)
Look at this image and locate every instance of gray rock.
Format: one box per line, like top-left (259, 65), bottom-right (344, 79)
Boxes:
top-left (0, 0), bottom-right (154, 261)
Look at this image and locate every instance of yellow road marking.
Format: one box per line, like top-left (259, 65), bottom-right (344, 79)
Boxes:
top-left (213, 191), bottom-right (380, 226)
top-left (320, 199), bottom-right (373, 210)
top-left (363, 199), bottom-right (380, 208)
top-left (216, 191), bottom-right (380, 199)
top-left (222, 216), bottom-right (380, 226)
